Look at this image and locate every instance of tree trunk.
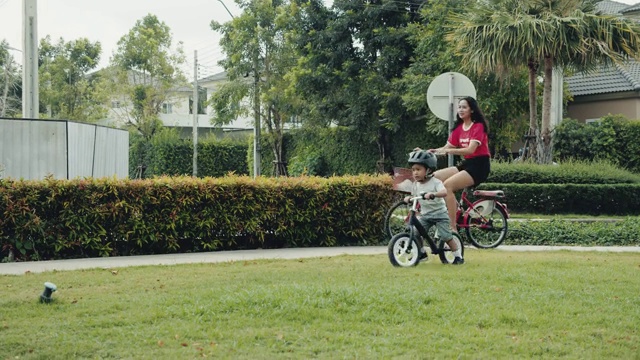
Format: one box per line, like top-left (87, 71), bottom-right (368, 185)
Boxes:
top-left (524, 58), bottom-right (539, 161)
top-left (1, 61), bottom-right (10, 117)
top-left (376, 126), bottom-right (392, 174)
top-left (538, 55), bottom-right (554, 164)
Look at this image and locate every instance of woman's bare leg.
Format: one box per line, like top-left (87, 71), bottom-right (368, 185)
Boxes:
top-left (443, 171), bottom-right (475, 232)
top-left (433, 166), bottom-right (459, 183)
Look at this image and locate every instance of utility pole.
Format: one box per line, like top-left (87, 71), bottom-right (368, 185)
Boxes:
top-left (218, 0), bottom-right (261, 177)
top-left (252, 54), bottom-right (261, 177)
top-left (192, 50), bottom-right (198, 177)
top-left (22, 0), bottom-right (38, 119)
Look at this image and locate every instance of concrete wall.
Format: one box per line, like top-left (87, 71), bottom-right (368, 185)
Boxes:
top-left (0, 118), bottom-right (129, 180)
top-left (566, 98), bottom-right (640, 122)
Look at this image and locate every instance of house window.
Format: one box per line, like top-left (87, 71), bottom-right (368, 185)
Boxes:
top-left (189, 88), bottom-right (207, 115)
top-left (161, 103), bottom-right (173, 114)
top-left (111, 100), bottom-right (121, 109)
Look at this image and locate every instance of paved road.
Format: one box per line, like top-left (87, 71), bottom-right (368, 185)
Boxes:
top-left (1, 245), bottom-right (639, 276)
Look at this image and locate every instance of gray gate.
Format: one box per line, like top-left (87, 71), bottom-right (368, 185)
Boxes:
top-left (0, 118), bottom-right (129, 180)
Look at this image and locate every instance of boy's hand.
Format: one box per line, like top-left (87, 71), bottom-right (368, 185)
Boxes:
top-left (403, 196), bottom-right (411, 204)
top-left (422, 192), bottom-right (436, 200)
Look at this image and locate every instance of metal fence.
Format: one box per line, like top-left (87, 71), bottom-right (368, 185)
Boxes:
top-left (0, 118), bottom-right (129, 180)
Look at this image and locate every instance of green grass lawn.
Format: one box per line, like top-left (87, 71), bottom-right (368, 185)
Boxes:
top-left (1, 251), bottom-right (639, 359)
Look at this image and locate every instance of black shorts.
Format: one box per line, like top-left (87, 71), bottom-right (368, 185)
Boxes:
top-left (456, 156), bottom-right (490, 186)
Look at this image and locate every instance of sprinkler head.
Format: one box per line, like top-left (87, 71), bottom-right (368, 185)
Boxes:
top-left (40, 282), bottom-right (57, 304)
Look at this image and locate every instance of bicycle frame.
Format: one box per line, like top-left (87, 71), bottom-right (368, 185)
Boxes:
top-left (455, 188), bottom-right (509, 230)
top-left (406, 196), bottom-right (444, 255)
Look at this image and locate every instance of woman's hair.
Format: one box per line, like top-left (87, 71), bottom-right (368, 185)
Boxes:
top-left (454, 96), bottom-right (489, 134)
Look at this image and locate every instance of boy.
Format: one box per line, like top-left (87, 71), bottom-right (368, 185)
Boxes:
top-left (404, 150), bottom-right (464, 265)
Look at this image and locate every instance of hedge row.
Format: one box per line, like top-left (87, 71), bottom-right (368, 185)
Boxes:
top-left (487, 160), bottom-right (640, 184)
top-left (507, 219), bottom-right (640, 246)
top-left (0, 175), bottom-right (395, 261)
top-left (476, 183), bottom-right (640, 215)
top-left (129, 131), bottom-right (249, 178)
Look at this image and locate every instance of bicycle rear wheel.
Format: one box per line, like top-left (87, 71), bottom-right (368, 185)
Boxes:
top-left (465, 205), bottom-right (508, 249)
top-left (384, 200), bottom-right (411, 239)
top-left (438, 232), bottom-right (464, 264)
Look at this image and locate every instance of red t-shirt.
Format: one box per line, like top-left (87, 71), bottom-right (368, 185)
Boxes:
top-left (447, 122), bottom-right (491, 159)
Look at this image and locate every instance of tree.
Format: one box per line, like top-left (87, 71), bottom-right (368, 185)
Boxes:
top-left (211, 0), bottom-right (302, 176)
top-left (288, 0), bottom-right (423, 173)
top-left (108, 14), bottom-right (187, 139)
top-left (38, 36), bottom-right (106, 122)
top-left (398, 0), bottom-right (530, 157)
top-left (0, 39), bottom-right (21, 117)
top-left (449, 0), bottom-right (640, 163)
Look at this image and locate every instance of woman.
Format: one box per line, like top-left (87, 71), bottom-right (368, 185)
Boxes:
top-left (417, 96), bottom-right (490, 233)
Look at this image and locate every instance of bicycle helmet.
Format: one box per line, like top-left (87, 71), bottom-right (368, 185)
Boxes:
top-left (408, 150), bottom-right (437, 172)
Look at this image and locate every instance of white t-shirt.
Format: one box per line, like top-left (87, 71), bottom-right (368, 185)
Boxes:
top-left (412, 177), bottom-right (448, 218)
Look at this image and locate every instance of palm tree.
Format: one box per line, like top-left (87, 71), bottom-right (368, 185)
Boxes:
top-left (448, 0), bottom-right (640, 163)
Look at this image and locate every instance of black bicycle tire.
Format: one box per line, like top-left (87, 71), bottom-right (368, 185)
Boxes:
top-left (465, 205), bottom-right (508, 249)
top-left (384, 200), bottom-right (411, 239)
top-left (388, 233), bottom-right (421, 267)
top-left (438, 232), bottom-right (464, 264)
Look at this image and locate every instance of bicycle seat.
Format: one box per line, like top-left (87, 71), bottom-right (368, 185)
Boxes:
top-left (473, 189), bottom-right (505, 198)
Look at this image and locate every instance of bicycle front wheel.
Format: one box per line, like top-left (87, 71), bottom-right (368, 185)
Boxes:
top-left (388, 233), bottom-right (421, 267)
top-left (465, 205), bottom-right (508, 249)
top-left (384, 200), bottom-right (411, 239)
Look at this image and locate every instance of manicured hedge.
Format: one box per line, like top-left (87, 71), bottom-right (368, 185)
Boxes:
top-left (129, 131), bottom-right (248, 178)
top-left (476, 183), bottom-right (640, 215)
top-left (488, 160), bottom-right (640, 184)
top-left (0, 175), bottom-right (395, 261)
top-left (507, 219), bottom-right (640, 246)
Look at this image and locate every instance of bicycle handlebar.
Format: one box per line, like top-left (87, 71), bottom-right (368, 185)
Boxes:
top-left (408, 192), bottom-right (436, 203)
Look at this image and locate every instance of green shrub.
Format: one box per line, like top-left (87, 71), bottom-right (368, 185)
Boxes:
top-left (554, 115), bottom-right (640, 173)
top-left (477, 183), bottom-right (640, 215)
top-left (288, 146), bottom-right (328, 176)
top-left (130, 130), bottom-right (249, 178)
top-left (508, 218), bottom-right (640, 246)
top-left (488, 159), bottom-right (640, 184)
top-left (0, 175), bottom-right (395, 261)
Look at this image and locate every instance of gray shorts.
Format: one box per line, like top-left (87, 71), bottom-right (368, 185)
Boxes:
top-left (417, 216), bottom-right (452, 241)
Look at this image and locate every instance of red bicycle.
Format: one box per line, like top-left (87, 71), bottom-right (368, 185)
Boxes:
top-left (386, 169), bottom-right (509, 248)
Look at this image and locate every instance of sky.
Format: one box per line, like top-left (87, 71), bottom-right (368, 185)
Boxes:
top-left (0, 0), bottom-right (245, 79)
top-left (0, 0), bottom-right (639, 80)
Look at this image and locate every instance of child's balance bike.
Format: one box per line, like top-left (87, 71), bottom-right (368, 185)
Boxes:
top-left (388, 193), bottom-right (464, 267)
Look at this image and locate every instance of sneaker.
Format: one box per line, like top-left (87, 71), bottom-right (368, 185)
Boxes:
top-left (452, 257), bottom-right (464, 265)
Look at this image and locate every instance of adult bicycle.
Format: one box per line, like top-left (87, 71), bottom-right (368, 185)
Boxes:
top-left (385, 186), bottom-right (509, 249)
top-left (388, 193), bottom-right (464, 267)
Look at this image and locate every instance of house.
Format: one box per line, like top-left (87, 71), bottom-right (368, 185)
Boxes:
top-left (102, 70), bottom-right (254, 138)
top-left (565, 0), bottom-right (640, 123)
